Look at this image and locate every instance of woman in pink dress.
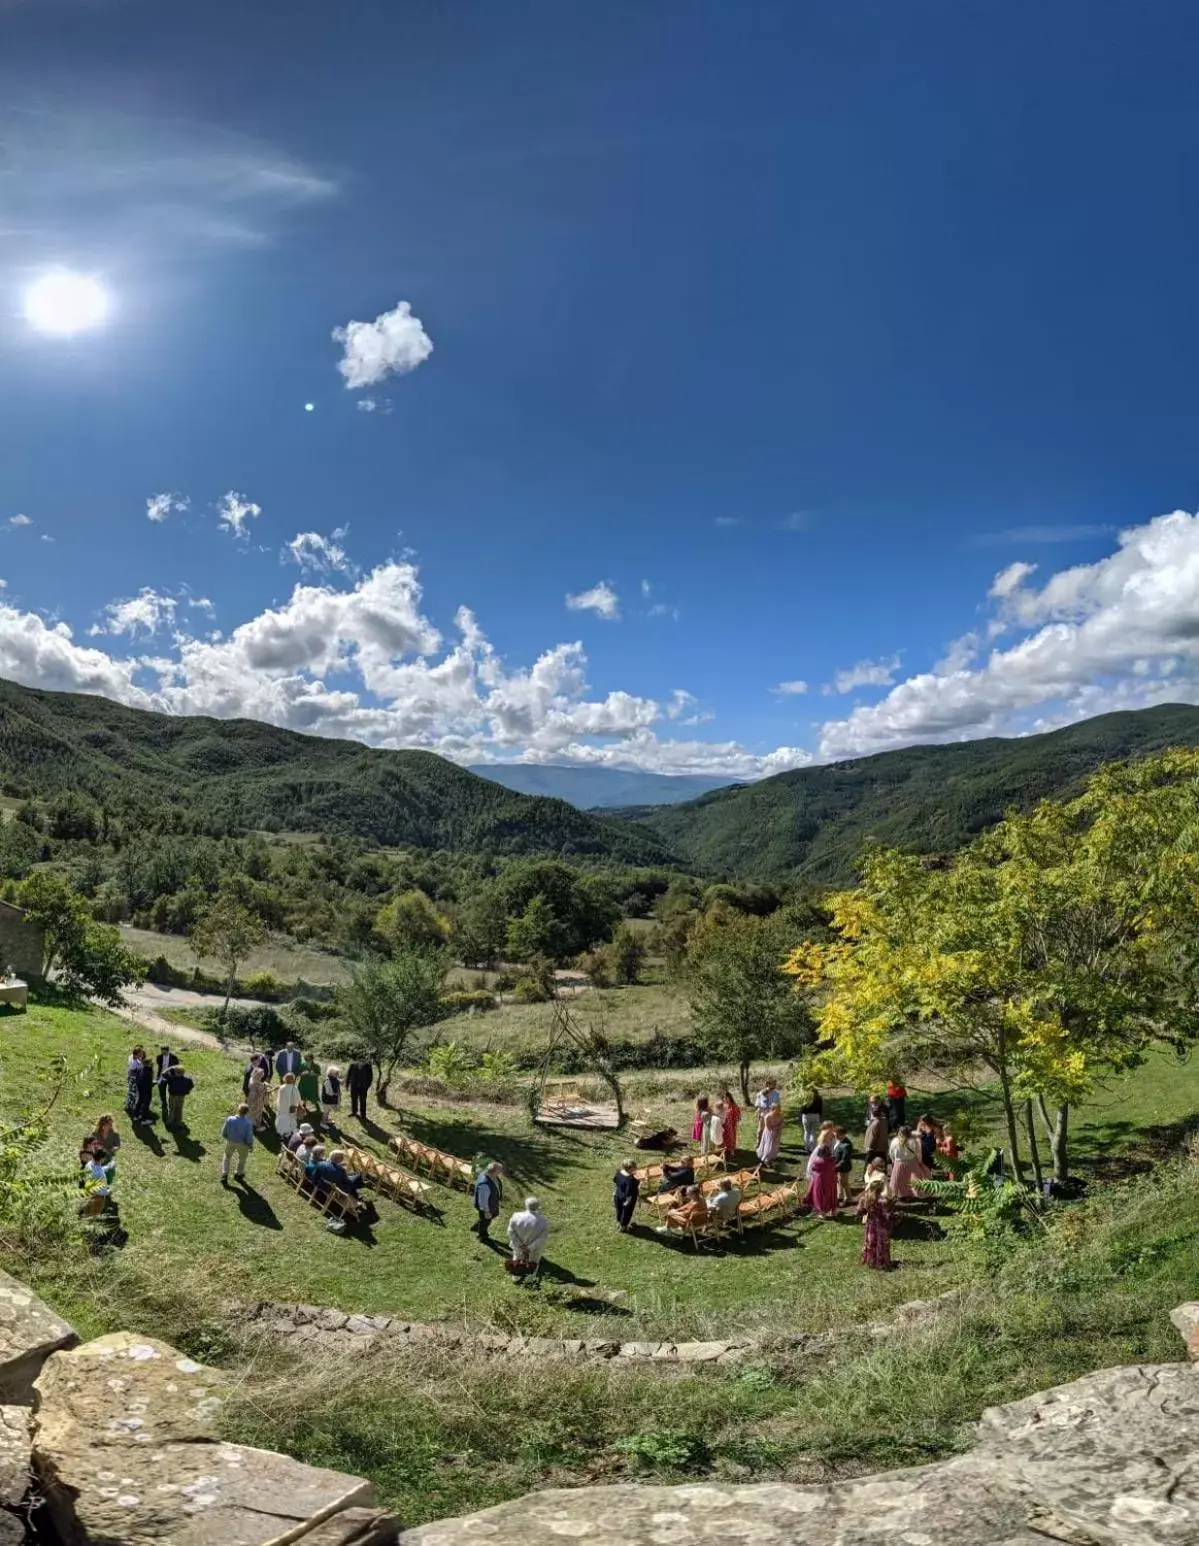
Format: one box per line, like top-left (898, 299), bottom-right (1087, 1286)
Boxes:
top-left (691, 1095), bottom-right (710, 1146)
top-left (858, 1174), bottom-right (895, 1269)
top-left (888, 1126), bottom-right (930, 1201)
top-left (803, 1143), bottom-right (839, 1217)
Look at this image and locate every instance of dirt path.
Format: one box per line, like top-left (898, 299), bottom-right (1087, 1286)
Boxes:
top-left (115, 983), bottom-right (264, 1054)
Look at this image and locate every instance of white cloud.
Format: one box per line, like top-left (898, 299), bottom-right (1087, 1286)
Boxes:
top-left (7, 514), bottom-right (31, 529)
top-left (773, 680), bottom-right (808, 696)
top-left (217, 491), bottom-right (262, 540)
top-left (817, 509), bottom-right (1199, 760)
top-left (527, 732), bottom-right (812, 779)
top-left (565, 582), bottom-right (620, 621)
top-left (334, 301), bottom-right (433, 390)
top-left (283, 529), bottom-right (353, 575)
top-left (93, 588), bottom-right (177, 639)
top-left (989, 560), bottom-right (1037, 600)
top-left (147, 492), bottom-right (189, 523)
top-left (187, 596), bottom-right (215, 614)
top-left (713, 516), bottom-right (741, 528)
top-left (823, 656), bottom-right (901, 696)
top-left (39, 534), bottom-right (55, 544)
top-left (640, 579), bottom-right (652, 599)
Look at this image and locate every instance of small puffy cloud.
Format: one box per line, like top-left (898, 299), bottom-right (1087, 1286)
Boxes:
top-left (39, 534), bottom-right (55, 544)
top-left (7, 514), bottom-right (31, 529)
top-left (640, 579), bottom-right (652, 598)
top-left (217, 491), bottom-right (262, 540)
top-left (146, 492), bottom-right (189, 523)
top-left (334, 301), bottom-right (433, 390)
top-left (93, 588), bottom-right (177, 639)
top-left (773, 680), bottom-right (808, 696)
top-left (565, 582), bottom-right (620, 621)
top-left (989, 560), bottom-right (1038, 600)
top-left (188, 596), bottom-right (215, 614)
top-left (823, 655), bottom-right (901, 696)
top-left (284, 529), bottom-right (353, 575)
top-left (713, 516), bottom-right (741, 528)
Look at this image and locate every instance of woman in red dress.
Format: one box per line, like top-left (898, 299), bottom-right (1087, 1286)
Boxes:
top-left (804, 1143), bottom-right (839, 1217)
top-left (720, 1089), bottom-right (741, 1161)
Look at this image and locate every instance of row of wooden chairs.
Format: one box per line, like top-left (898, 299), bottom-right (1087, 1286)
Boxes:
top-left (662, 1181), bottom-right (805, 1250)
top-left (631, 1150), bottom-right (726, 1187)
top-left (388, 1134), bottom-right (473, 1190)
top-left (645, 1165), bottom-right (763, 1219)
top-left (339, 1143), bottom-right (440, 1218)
top-left (277, 1148), bottom-right (364, 1223)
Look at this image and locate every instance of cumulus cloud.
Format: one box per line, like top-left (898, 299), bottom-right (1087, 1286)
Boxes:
top-left (773, 680), bottom-right (808, 696)
top-left (93, 588), bottom-right (177, 639)
top-left (565, 582), bottom-right (620, 621)
top-left (187, 596), bottom-right (215, 614)
top-left (283, 529), bottom-right (353, 575)
top-left (147, 492), bottom-right (189, 523)
top-left (818, 509), bottom-right (1199, 760)
top-left (334, 301), bottom-right (433, 390)
top-left (823, 656), bottom-right (901, 696)
top-left (217, 491), bottom-right (262, 540)
top-left (7, 514), bottom-right (31, 529)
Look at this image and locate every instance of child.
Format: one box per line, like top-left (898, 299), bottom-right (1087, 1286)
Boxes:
top-left (832, 1126), bottom-right (854, 1206)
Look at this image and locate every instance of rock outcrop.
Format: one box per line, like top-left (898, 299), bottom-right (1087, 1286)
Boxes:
top-left (401, 1360), bottom-right (1199, 1545)
top-left (0, 1270), bottom-right (76, 1405)
top-left (31, 1332), bottom-right (398, 1546)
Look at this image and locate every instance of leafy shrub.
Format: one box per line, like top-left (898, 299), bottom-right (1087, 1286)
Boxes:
top-left (575, 948), bottom-right (613, 988)
top-left (615, 1429), bottom-right (710, 1474)
top-left (242, 970), bottom-right (286, 1002)
top-left (425, 1040), bottom-right (478, 1087)
top-left (441, 990), bottom-right (498, 1015)
top-left (205, 1003), bottom-right (290, 1046)
top-left (512, 973), bottom-right (551, 1003)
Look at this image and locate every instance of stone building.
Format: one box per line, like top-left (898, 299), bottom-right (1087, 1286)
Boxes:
top-left (0, 901), bottom-right (44, 983)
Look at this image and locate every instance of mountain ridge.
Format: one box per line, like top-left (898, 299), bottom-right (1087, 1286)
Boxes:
top-left (468, 762), bottom-right (734, 809)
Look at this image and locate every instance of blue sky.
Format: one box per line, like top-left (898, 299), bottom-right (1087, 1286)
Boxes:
top-left (4, 1), bottom-right (1199, 776)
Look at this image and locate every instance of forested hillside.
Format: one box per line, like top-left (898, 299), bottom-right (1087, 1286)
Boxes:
top-left (468, 763), bottom-right (731, 809)
top-left (0, 679), bottom-right (675, 864)
top-left (621, 705), bottom-right (1199, 882)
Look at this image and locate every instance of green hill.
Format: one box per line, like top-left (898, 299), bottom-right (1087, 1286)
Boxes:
top-left (620, 705), bottom-right (1199, 883)
top-left (0, 679), bottom-right (677, 864)
top-left (468, 762), bottom-right (731, 809)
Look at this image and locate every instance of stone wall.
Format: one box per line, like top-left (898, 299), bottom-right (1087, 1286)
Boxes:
top-left (0, 905), bottom-right (43, 986)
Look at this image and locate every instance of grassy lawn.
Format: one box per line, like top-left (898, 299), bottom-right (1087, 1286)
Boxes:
top-left (118, 924), bottom-right (351, 987)
top-left (446, 980), bottom-right (694, 1064)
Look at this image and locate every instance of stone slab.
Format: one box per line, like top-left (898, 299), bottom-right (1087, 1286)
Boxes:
top-left (673, 1342), bottom-right (730, 1364)
top-left (297, 1506), bottom-right (402, 1545)
top-left (401, 1361), bottom-right (1199, 1546)
top-left (33, 1332), bottom-right (376, 1546)
top-left (0, 1406), bottom-right (29, 1510)
top-left (0, 1270), bottom-right (76, 1405)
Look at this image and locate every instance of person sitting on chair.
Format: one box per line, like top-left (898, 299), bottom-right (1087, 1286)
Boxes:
top-left (287, 1123), bottom-right (315, 1154)
top-left (709, 1175), bottom-right (742, 1223)
top-left (658, 1157), bottom-right (695, 1195)
top-left (312, 1149), bottom-right (363, 1197)
top-left (659, 1185), bottom-right (709, 1234)
top-left (303, 1143), bottom-right (327, 1179)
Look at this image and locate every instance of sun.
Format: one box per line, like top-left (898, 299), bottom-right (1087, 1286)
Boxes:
top-left (23, 271), bottom-right (111, 337)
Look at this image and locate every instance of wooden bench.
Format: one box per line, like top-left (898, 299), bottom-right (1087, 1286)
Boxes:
top-left (277, 1148), bottom-right (364, 1223)
top-left (339, 1142), bottom-right (439, 1217)
top-left (389, 1134), bottom-right (473, 1191)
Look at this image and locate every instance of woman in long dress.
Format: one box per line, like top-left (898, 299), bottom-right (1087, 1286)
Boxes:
top-left (691, 1096), bottom-right (710, 1146)
top-left (804, 1143), bottom-right (839, 1217)
top-left (756, 1102), bottom-right (783, 1167)
top-left (858, 1175), bottom-right (895, 1270)
top-left (246, 1067), bottom-right (271, 1131)
top-left (275, 1073), bottom-right (302, 1139)
top-left (720, 1089), bottom-right (741, 1161)
top-left (888, 1125), bottom-right (929, 1201)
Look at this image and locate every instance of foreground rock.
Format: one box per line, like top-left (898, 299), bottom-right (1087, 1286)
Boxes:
top-left (33, 1332), bottom-right (398, 1545)
top-left (402, 1361), bottom-right (1199, 1545)
top-left (0, 1269), bottom-right (76, 1404)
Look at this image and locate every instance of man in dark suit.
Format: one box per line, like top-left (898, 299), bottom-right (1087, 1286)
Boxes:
top-left (275, 1042), bottom-right (303, 1080)
top-left (154, 1047), bottom-right (180, 1121)
top-left (346, 1057), bottom-right (373, 1120)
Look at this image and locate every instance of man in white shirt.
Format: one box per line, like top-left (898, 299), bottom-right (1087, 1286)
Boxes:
top-left (507, 1197), bottom-right (551, 1275)
top-left (709, 1177), bottom-right (742, 1224)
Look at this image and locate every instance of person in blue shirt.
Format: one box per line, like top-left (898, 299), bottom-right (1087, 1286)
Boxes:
top-left (473, 1160), bottom-right (504, 1240)
top-left (311, 1149), bottom-right (364, 1197)
top-left (220, 1103), bottom-right (255, 1184)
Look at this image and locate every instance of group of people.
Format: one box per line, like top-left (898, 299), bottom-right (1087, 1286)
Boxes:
top-left (239, 1043), bottom-right (376, 1140)
top-left (686, 1080), bottom-right (793, 1169)
top-left (471, 1160), bottom-right (551, 1278)
top-left (125, 1046), bottom-right (195, 1128)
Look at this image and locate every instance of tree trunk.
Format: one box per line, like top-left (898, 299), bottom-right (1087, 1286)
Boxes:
top-left (739, 1061), bottom-right (751, 1106)
top-left (1024, 1100), bottom-right (1044, 1193)
top-left (996, 1067), bottom-right (1025, 1184)
top-left (377, 1058), bottom-right (394, 1108)
top-left (1038, 1097), bottom-right (1069, 1183)
top-left (221, 971), bottom-right (234, 1021)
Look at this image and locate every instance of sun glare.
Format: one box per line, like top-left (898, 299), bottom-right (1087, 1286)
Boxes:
top-left (23, 271), bottom-right (111, 337)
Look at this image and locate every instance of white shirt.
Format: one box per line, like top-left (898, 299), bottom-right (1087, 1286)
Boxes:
top-left (754, 1090), bottom-right (782, 1112)
top-left (508, 1209), bottom-right (550, 1254)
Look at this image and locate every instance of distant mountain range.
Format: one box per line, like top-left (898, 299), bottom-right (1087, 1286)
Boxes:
top-left (614, 705), bottom-right (1199, 884)
top-left (468, 763), bottom-right (733, 809)
top-left (0, 679), bottom-right (675, 865)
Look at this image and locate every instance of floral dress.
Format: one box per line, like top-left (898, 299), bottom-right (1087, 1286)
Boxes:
top-left (859, 1190), bottom-right (894, 1269)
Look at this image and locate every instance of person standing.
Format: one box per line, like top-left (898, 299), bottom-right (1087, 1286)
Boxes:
top-left (164, 1064), bottom-right (194, 1128)
top-left (858, 1172), bottom-right (895, 1270)
top-left (473, 1160), bottom-right (504, 1240)
top-left (242, 1050), bottom-right (270, 1096)
top-left (346, 1057), bottom-right (373, 1121)
top-left (832, 1127), bottom-right (854, 1207)
top-left (154, 1046), bottom-right (180, 1121)
top-left (798, 1086), bottom-right (824, 1153)
top-left (703, 1101), bottom-right (724, 1157)
top-left (275, 1042), bottom-right (303, 1081)
top-left (691, 1095), bottom-right (710, 1146)
top-left (804, 1143), bottom-right (839, 1217)
top-left (720, 1089), bottom-right (741, 1162)
top-left (132, 1049), bottom-right (154, 1124)
top-left (220, 1103), bottom-right (255, 1184)
top-left (756, 1101), bottom-right (783, 1167)
top-left (888, 1126), bottom-right (928, 1201)
top-left (885, 1078), bottom-right (908, 1131)
top-left (320, 1066), bottom-right (342, 1129)
top-left (275, 1073), bottom-right (302, 1140)
top-left (297, 1053), bottom-right (321, 1116)
top-left (754, 1080), bottom-right (782, 1144)
top-left (864, 1101), bottom-right (888, 1171)
top-left (613, 1161), bottom-right (640, 1232)
top-left (507, 1197), bottom-right (550, 1275)
top-left (246, 1066), bottom-right (271, 1131)
top-left (915, 1115), bottom-right (939, 1171)
top-left (81, 1115), bottom-right (121, 1182)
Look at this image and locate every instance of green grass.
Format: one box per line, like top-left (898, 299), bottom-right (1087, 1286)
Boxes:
top-left (444, 980), bottom-right (695, 1064)
top-left (3, 997), bottom-right (1198, 1527)
top-left (118, 924), bottom-right (351, 987)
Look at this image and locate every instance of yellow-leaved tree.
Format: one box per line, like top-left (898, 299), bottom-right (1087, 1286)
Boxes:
top-left (785, 749), bottom-right (1199, 1184)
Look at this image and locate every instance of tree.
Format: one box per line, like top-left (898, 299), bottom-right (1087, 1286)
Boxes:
top-left (610, 924), bottom-right (646, 986)
top-left (507, 895), bottom-right (567, 964)
top-left (17, 872), bottom-right (90, 977)
top-left (16, 873), bottom-right (142, 1003)
top-left (686, 912), bottom-right (813, 1102)
top-left (453, 885), bottom-right (508, 968)
top-left (337, 947), bottom-right (449, 1103)
top-left (786, 750), bottom-right (1199, 1183)
top-left (375, 889), bottom-right (451, 952)
top-left (191, 893), bottom-right (266, 1019)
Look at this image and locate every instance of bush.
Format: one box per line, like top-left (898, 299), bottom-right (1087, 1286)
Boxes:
top-left (440, 990), bottom-right (498, 1015)
top-left (205, 1003), bottom-right (289, 1046)
top-left (512, 974), bottom-right (551, 1003)
top-left (576, 948), bottom-right (613, 988)
top-left (242, 970), bottom-right (287, 1002)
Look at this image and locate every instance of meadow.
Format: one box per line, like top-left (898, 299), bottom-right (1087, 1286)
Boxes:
top-left (3, 996), bottom-right (1197, 1526)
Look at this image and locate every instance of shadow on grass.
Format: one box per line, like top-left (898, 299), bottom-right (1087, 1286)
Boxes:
top-left (131, 1123), bottom-right (165, 1158)
top-left (396, 1111), bottom-right (595, 1186)
top-left (1069, 1112), bottom-right (1199, 1180)
top-left (231, 1179), bottom-right (283, 1231)
top-left (169, 1125), bottom-right (206, 1163)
